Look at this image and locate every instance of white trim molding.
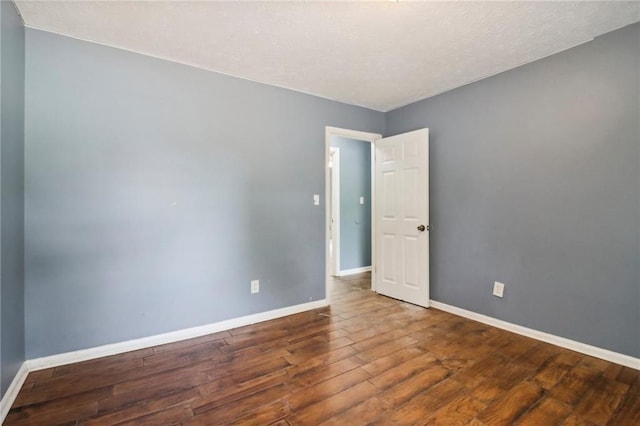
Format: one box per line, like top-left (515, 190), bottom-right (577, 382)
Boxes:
top-left (0, 362), bottom-right (29, 423)
top-left (329, 146), bottom-right (341, 277)
top-left (430, 300), bottom-right (640, 370)
top-left (339, 266), bottom-right (372, 276)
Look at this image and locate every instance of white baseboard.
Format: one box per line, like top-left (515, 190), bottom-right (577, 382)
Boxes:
top-left (1, 299), bottom-right (328, 423)
top-left (1, 362), bottom-right (29, 423)
top-left (430, 300), bottom-right (640, 370)
top-left (338, 266), bottom-right (372, 276)
top-left (26, 299), bottom-right (328, 372)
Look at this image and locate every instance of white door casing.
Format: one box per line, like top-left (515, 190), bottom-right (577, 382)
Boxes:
top-left (329, 147), bottom-right (340, 276)
top-left (375, 129), bottom-right (429, 307)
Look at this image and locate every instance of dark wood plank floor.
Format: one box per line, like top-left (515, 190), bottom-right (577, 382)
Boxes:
top-left (7, 272), bottom-right (640, 425)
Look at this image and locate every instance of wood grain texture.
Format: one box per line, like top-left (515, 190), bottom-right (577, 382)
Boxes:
top-left (6, 273), bottom-right (639, 425)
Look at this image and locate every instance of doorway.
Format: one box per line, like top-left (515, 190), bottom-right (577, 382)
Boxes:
top-left (328, 137), bottom-right (374, 277)
top-left (325, 126), bottom-right (430, 308)
top-left (325, 127), bottom-right (381, 302)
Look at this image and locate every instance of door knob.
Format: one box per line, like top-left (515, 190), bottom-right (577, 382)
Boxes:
top-left (417, 225), bottom-right (426, 232)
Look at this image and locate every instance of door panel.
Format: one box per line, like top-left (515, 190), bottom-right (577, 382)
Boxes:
top-left (375, 129), bottom-right (429, 307)
top-left (382, 233), bottom-right (397, 283)
top-left (382, 171), bottom-right (396, 218)
top-left (404, 167), bottom-right (419, 219)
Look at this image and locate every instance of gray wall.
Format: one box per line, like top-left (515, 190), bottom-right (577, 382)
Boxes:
top-left (24, 28), bottom-right (384, 358)
top-left (386, 23), bottom-right (640, 357)
top-left (0, 1), bottom-right (25, 397)
top-left (330, 136), bottom-right (372, 271)
top-left (18, 18), bottom-right (640, 362)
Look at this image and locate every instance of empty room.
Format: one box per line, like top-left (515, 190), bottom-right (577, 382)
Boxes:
top-left (0, 1), bottom-right (639, 425)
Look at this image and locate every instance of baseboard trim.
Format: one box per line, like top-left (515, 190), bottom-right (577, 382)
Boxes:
top-left (430, 300), bottom-right (640, 370)
top-left (338, 266), bottom-right (372, 276)
top-left (1, 362), bottom-right (29, 423)
top-left (26, 299), bottom-right (328, 372)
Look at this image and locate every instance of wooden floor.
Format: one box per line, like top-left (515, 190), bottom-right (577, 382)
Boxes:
top-left (7, 273), bottom-right (640, 425)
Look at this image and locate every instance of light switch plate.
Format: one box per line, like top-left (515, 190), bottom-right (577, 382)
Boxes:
top-left (313, 194), bottom-right (320, 205)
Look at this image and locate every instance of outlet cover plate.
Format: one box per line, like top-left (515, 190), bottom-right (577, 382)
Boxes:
top-left (493, 281), bottom-right (505, 298)
top-left (251, 280), bottom-right (260, 294)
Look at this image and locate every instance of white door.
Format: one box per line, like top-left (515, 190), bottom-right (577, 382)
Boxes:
top-left (375, 129), bottom-right (429, 307)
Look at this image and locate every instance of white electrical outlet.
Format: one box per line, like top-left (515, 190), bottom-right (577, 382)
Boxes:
top-left (251, 280), bottom-right (259, 294)
top-left (493, 281), bottom-right (505, 298)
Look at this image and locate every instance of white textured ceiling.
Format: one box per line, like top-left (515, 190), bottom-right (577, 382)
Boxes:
top-left (14, 1), bottom-right (640, 111)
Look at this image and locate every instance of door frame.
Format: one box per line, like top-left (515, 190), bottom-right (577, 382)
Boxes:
top-left (325, 126), bottom-right (382, 303)
top-left (329, 147), bottom-right (340, 276)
